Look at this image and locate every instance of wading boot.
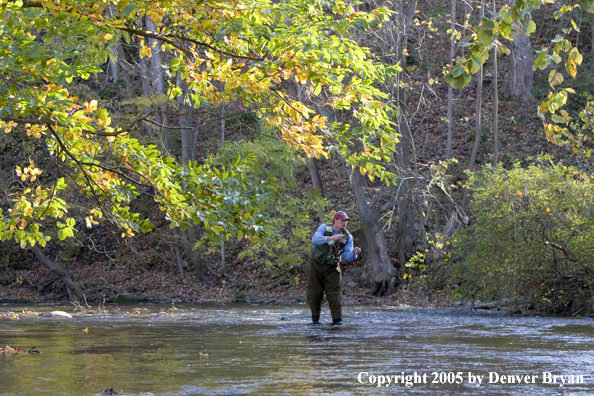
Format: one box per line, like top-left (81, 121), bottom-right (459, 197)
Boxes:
top-left (332, 318), bottom-right (342, 325)
top-left (311, 315), bottom-right (320, 325)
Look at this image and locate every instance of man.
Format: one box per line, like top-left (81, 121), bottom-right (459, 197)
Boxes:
top-left (308, 211), bottom-right (361, 325)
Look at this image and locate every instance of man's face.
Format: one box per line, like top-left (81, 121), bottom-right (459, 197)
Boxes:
top-left (334, 218), bottom-right (348, 231)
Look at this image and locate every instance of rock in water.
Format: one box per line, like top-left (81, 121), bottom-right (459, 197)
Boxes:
top-left (44, 311), bottom-right (73, 318)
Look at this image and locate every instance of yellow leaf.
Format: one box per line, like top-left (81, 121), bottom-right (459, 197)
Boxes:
top-left (546, 208), bottom-right (551, 212)
top-left (516, 190), bottom-right (523, 196)
top-left (83, 328), bottom-right (89, 333)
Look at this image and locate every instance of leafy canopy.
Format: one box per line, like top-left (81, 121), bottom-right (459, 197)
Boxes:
top-left (0, 0), bottom-right (400, 248)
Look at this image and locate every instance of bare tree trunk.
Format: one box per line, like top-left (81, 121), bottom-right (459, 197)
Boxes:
top-left (446, 0), bottom-right (456, 159)
top-left (468, 0), bottom-right (484, 175)
top-left (175, 71), bottom-right (196, 162)
top-left (114, 44), bottom-right (134, 98)
top-left (492, 0), bottom-right (499, 166)
top-left (145, 15), bottom-right (170, 141)
top-left (307, 157), bottom-right (324, 222)
top-left (395, 118), bottom-right (415, 275)
top-left (462, 0), bottom-right (485, 208)
top-left (461, 1), bottom-right (473, 58)
top-left (349, 166), bottom-right (396, 295)
top-left (106, 5), bottom-right (119, 83)
top-left (294, 79), bottom-right (325, 203)
top-left (307, 158), bottom-right (324, 197)
top-left (220, 103), bottom-right (226, 270)
top-left (181, 228), bottom-right (208, 283)
top-left (505, 0), bottom-right (535, 102)
top-left (173, 244), bottom-right (188, 285)
top-left (31, 245), bottom-right (85, 302)
top-left (137, 17), bottom-right (154, 137)
top-left (392, 0), bottom-right (418, 276)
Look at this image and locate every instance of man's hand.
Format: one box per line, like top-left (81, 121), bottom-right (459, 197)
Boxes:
top-left (354, 247), bottom-right (361, 255)
top-left (328, 235), bottom-right (344, 242)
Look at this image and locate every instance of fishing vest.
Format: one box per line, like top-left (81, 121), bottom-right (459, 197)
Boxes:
top-left (311, 224), bottom-right (351, 265)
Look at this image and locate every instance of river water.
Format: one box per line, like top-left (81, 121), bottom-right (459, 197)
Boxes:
top-left (1, 304), bottom-right (593, 395)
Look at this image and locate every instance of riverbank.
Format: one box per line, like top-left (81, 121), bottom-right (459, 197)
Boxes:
top-left (1, 256), bottom-right (452, 309)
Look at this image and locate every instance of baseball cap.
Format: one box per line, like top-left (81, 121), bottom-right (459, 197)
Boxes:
top-left (333, 211), bottom-right (350, 221)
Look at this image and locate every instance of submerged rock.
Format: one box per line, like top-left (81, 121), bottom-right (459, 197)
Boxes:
top-left (290, 292), bottom-right (306, 303)
top-left (115, 293), bottom-right (146, 303)
top-left (248, 289), bottom-right (263, 304)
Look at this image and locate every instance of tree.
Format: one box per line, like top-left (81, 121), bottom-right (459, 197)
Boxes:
top-left (0, 0), bottom-right (401, 291)
top-left (446, 0), bottom-right (457, 160)
top-left (504, 0), bottom-right (535, 102)
top-left (444, 0), bottom-right (593, 151)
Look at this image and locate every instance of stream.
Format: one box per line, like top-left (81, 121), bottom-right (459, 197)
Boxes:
top-left (1, 303), bottom-right (593, 395)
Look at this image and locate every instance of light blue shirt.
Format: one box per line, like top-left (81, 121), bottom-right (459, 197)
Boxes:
top-left (311, 223), bottom-right (358, 262)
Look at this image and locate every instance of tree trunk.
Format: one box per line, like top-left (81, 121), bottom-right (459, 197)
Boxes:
top-left (182, 228), bottom-right (208, 284)
top-left (462, 0), bottom-right (485, 208)
top-left (349, 165), bottom-right (397, 295)
top-left (137, 18), bottom-right (155, 137)
top-left (173, 244), bottom-right (188, 285)
top-left (468, 0), bottom-right (484, 175)
top-left (461, 1), bottom-right (472, 58)
top-left (307, 158), bottom-right (324, 196)
top-left (395, 118), bottom-right (416, 275)
top-left (446, 0), bottom-right (456, 159)
top-left (31, 245), bottom-right (85, 302)
top-left (316, 100), bottom-right (396, 294)
top-left (295, 79), bottom-right (325, 204)
top-left (492, 0), bottom-right (500, 166)
top-left (505, 0), bottom-right (535, 102)
top-left (175, 71), bottom-right (196, 163)
top-left (392, 0), bottom-right (418, 275)
top-left (106, 5), bottom-right (119, 83)
top-left (145, 16), bottom-right (170, 138)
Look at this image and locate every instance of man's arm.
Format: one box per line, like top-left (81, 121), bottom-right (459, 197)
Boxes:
top-left (342, 234), bottom-right (358, 262)
top-left (312, 223), bottom-right (330, 245)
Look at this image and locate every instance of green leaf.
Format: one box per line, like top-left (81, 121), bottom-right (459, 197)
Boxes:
top-left (548, 70), bottom-right (564, 88)
top-left (569, 47), bottom-right (583, 65)
top-left (478, 28), bottom-right (494, 45)
top-left (500, 22), bottom-right (513, 40)
top-left (583, 0), bottom-right (594, 13)
top-left (445, 69), bottom-right (471, 89)
top-left (525, 20), bottom-right (536, 35)
top-left (533, 53), bottom-right (548, 71)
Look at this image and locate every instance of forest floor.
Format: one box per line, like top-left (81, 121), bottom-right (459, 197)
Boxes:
top-left (0, 248), bottom-right (453, 310)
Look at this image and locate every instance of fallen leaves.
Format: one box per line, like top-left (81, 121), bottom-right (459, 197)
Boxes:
top-left (1, 345), bottom-right (40, 354)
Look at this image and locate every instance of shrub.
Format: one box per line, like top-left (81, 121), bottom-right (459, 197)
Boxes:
top-left (200, 134), bottom-right (328, 271)
top-left (449, 161), bottom-right (594, 314)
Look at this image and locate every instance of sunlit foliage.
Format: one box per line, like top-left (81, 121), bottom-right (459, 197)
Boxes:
top-left (0, 0), bottom-right (400, 248)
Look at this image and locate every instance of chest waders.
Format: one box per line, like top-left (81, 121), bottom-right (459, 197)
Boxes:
top-left (307, 224), bottom-right (350, 322)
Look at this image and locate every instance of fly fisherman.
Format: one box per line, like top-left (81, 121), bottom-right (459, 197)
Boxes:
top-left (308, 211), bottom-right (361, 325)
